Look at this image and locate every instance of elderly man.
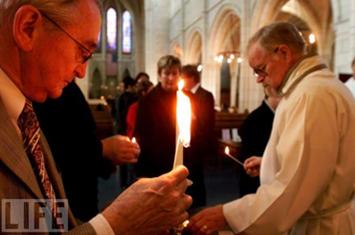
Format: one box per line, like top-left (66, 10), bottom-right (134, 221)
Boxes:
top-left (0, 0), bottom-right (191, 234)
top-left (188, 22), bottom-right (355, 235)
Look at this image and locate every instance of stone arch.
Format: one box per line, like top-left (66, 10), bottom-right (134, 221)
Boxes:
top-left (207, 5), bottom-right (241, 110)
top-left (170, 41), bottom-right (183, 59)
top-left (185, 29), bottom-right (203, 64)
top-left (251, 0), bottom-right (333, 64)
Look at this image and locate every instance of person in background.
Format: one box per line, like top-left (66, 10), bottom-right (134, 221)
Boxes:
top-left (135, 55), bottom-right (181, 177)
top-left (115, 75), bottom-right (138, 189)
top-left (126, 79), bottom-right (154, 138)
top-left (344, 56), bottom-right (355, 97)
top-left (34, 81), bottom-right (140, 221)
top-left (188, 22), bottom-right (355, 235)
top-left (116, 75), bottom-right (137, 135)
top-left (0, 1), bottom-right (192, 234)
top-left (181, 64), bottom-right (216, 209)
top-left (134, 71), bottom-right (150, 84)
top-left (237, 86), bottom-right (280, 197)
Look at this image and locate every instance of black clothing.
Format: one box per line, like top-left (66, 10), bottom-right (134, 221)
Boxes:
top-left (238, 100), bottom-right (274, 196)
top-left (34, 82), bottom-right (113, 221)
top-left (184, 86), bottom-right (215, 208)
top-left (135, 84), bottom-right (215, 208)
top-left (135, 83), bottom-right (177, 177)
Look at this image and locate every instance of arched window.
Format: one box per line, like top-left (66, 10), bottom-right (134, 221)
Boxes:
top-left (106, 8), bottom-right (117, 50)
top-left (122, 10), bottom-right (132, 54)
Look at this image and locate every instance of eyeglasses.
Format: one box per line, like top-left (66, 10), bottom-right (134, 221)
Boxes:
top-left (253, 47), bottom-right (279, 78)
top-left (41, 12), bottom-right (93, 64)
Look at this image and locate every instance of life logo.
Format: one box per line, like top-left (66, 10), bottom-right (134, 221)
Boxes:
top-left (1, 199), bottom-right (68, 232)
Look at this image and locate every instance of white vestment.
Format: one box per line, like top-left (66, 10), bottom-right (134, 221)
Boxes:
top-left (223, 56), bottom-right (355, 235)
top-left (345, 77), bottom-right (355, 97)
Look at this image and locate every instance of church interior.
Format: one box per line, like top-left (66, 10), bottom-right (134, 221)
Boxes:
top-left (78, 0), bottom-right (355, 208)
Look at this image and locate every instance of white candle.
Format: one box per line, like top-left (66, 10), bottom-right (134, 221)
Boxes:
top-left (173, 80), bottom-right (191, 169)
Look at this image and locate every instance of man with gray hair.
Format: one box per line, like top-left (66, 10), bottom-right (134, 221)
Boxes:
top-left (188, 22), bottom-right (355, 235)
top-left (0, 0), bottom-right (191, 234)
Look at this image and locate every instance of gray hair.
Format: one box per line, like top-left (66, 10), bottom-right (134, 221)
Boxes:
top-left (0, 0), bottom-right (101, 27)
top-left (247, 22), bottom-right (306, 55)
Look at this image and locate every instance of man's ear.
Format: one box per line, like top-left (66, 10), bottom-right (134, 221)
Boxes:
top-left (277, 44), bottom-right (293, 62)
top-left (12, 5), bottom-right (42, 51)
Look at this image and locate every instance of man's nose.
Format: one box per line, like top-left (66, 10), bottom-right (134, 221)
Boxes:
top-left (74, 63), bottom-right (88, 79)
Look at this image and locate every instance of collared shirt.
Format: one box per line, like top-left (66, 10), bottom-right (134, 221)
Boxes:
top-left (190, 82), bottom-right (201, 94)
top-left (0, 68), bottom-right (114, 235)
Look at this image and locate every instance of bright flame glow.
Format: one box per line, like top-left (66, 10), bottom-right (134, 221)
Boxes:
top-left (197, 64), bottom-right (203, 72)
top-left (225, 146), bottom-right (230, 155)
top-left (177, 80), bottom-right (191, 147)
top-left (237, 57), bottom-right (243, 64)
top-left (131, 137), bottom-right (136, 143)
top-left (178, 80), bottom-right (184, 91)
top-left (182, 220), bottom-right (190, 228)
top-left (309, 33), bottom-right (316, 44)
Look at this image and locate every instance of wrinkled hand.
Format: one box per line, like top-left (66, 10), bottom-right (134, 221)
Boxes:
top-left (101, 135), bottom-right (140, 165)
top-left (102, 166), bottom-right (193, 235)
top-left (244, 156), bottom-right (262, 177)
top-left (187, 205), bottom-right (226, 235)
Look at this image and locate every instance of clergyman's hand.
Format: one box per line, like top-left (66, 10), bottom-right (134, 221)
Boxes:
top-left (187, 205), bottom-right (226, 235)
top-left (101, 135), bottom-right (140, 165)
top-left (102, 166), bottom-right (193, 235)
top-left (244, 156), bottom-right (262, 177)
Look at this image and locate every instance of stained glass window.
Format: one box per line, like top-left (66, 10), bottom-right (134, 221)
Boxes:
top-left (122, 11), bottom-right (132, 54)
top-left (106, 8), bottom-right (117, 50)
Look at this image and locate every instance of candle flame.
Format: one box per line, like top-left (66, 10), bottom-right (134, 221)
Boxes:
top-left (177, 80), bottom-right (191, 147)
top-left (131, 137), bottom-right (136, 144)
top-left (178, 79), bottom-right (184, 90)
top-left (225, 146), bottom-right (230, 155)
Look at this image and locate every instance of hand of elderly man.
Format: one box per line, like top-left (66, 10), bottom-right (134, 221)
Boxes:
top-left (244, 156), bottom-right (262, 177)
top-left (101, 135), bottom-right (140, 165)
top-left (187, 205), bottom-right (226, 235)
top-left (102, 166), bottom-right (193, 234)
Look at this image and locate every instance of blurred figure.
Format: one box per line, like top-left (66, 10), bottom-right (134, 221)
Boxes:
top-left (115, 75), bottom-right (138, 189)
top-left (344, 57), bottom-right (355, 97)
top-left (116, 75), bottom-right (137, 135)
top-left (34, 81), bottom-right (140, 221)
top-left (181, 64), bottom-right (216, 209)
top-left (188, 22), bottom-right (355, 235)
top-left (126, 79), bottom-right (154, 138)
top-left (238, 86), bottom-right (281, 197)
top-left (135, 55), bottom-right (181, 177)
top-left (135, 71), bottom-right (150, 84)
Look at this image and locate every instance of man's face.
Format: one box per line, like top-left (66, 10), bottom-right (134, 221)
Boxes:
top-left (159, 66), bottom-right (180, 91)
top-left (24, 0), bottom-right (101, 102)
top-left (248, 42), bottom-right (290, 90)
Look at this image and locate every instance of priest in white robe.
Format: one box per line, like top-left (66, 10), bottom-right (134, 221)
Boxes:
top-left (188, 22), bottom-right (355, 235)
